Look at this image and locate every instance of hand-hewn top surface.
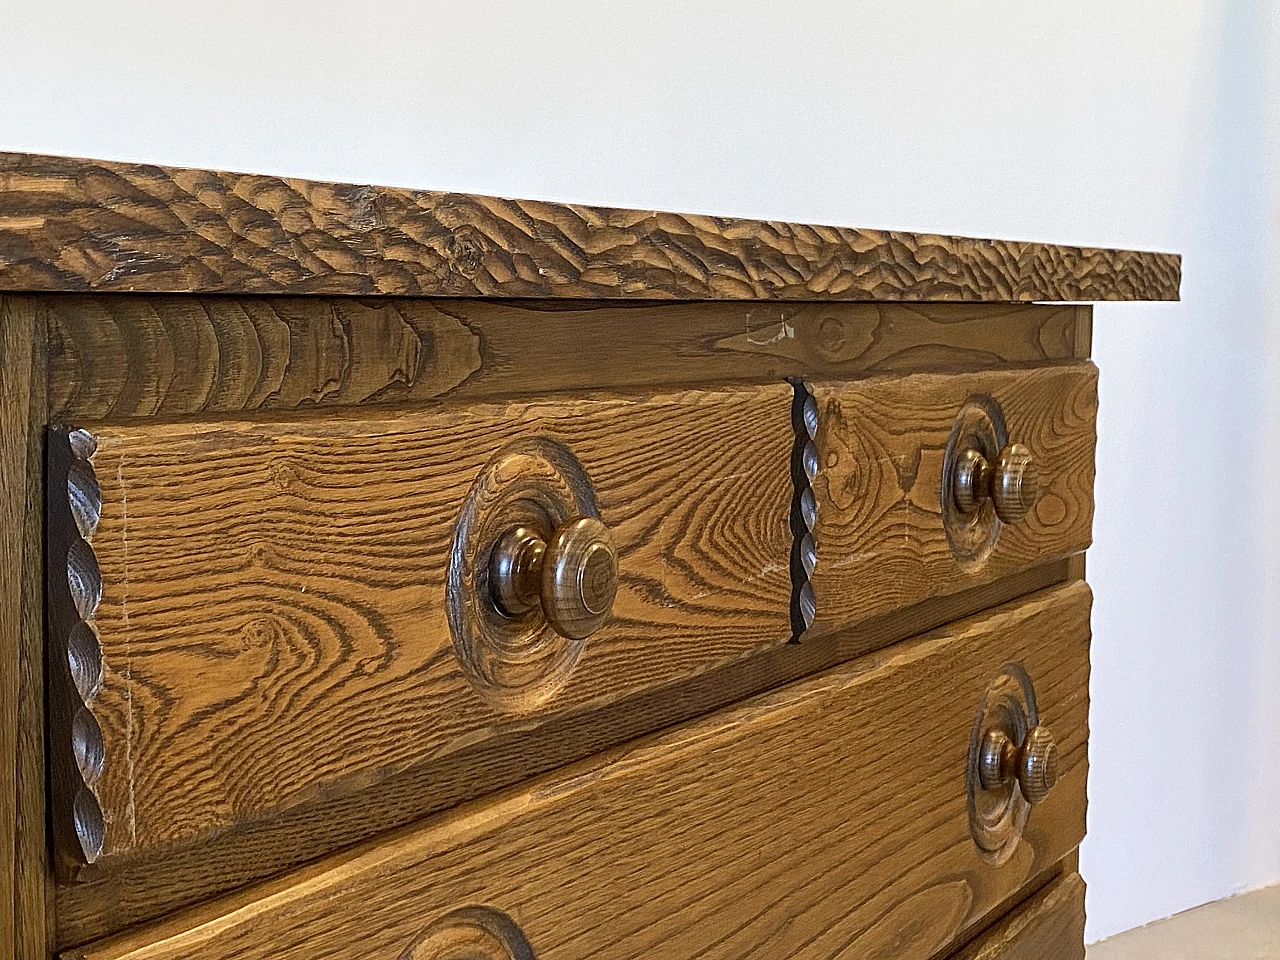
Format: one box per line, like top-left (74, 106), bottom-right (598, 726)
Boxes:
top-left (0, 152), bottom-right (1179, 302)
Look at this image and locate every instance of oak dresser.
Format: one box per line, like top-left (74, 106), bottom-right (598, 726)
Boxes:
top-left (0, 152), bottom-right (1180, 960)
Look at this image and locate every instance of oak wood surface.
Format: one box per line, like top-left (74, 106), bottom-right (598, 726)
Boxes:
top-left (804, 365), bottom-right (1097, 637)
top-left (0, 297), bottom-right (24, 959)
top-left (14, 321), bottom-right (49, 960)
top-left (0, 296), bottom-right (49, 960)
top-left (1073, 305), bottom-right (1093, 360)
top-left (55, 556), bottom-right (1075, 948)
top-left (52, 385), bottom-right (794, 873)
top-left (1, 152), bottom-right (1179, 302)
top-left (950, 872), bottom-right (1086, 960)
top-left (44, 297), bottom-right (1092, 423)
top-left (68, 582), bottom-right (1092, 960)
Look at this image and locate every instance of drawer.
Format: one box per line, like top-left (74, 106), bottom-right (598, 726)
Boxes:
top-left (797, 365), bottom-right (1096, 636)
top-left (72, 582), bottom-right (1092, 960)
top-left (949, 872), bottom-right (1086, 960)
top-left (46, 386), bottom-right (795, 874)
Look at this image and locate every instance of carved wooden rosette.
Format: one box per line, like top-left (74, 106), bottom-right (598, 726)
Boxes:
top-left (942, 397), bottom-right (1009, 569)
top-left (790, 382), bottom-right (820, 636)
top-left (47, 427), bottom-right (108, 874)
top-left (967, 662), bottom-right (1039, 864)
top-left (446, 438), bottom-right (602, 711)
top-left (399, 907), bottom-right (535, 960)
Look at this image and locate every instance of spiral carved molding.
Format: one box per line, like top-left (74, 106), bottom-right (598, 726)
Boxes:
top-left (790, 382), bottom-right (820, 636)
top-left (47, 426), bottom-right (108, 874)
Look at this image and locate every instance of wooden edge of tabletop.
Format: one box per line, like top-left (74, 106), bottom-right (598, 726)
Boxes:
top-left (0, 152), bottom-right (1179, 302)
top-left (1, 295), bottom-right (50, 959)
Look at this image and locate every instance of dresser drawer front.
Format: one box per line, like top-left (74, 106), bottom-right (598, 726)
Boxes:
top-left (48, 385), bottom-right (794, 870)
top-left (948, 873), bottom-right (1086, 960)
top-left (799, 365), bottom-right (1096, 636)
top-left (76, 583), bottom-right (1091, 960)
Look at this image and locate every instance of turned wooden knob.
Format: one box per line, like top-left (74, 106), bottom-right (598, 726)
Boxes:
top-left (953, 442), bottom-right (1039, 524)
top-left (489, 517), bottom-right (619, 640)
top-left (978, 724), bottom-right (1060, 805)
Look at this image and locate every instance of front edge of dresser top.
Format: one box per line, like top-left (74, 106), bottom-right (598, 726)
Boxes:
top-left (0, 152), bottom-right (1179, 302)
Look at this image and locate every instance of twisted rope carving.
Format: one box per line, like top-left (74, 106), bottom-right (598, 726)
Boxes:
top-left (48, 427), bottom-right (107, 871)
top-left (791, 383), bottom-right (820, 635)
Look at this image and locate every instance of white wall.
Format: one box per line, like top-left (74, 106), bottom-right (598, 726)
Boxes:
top-left (4, 0), bottom-right (1278, 943)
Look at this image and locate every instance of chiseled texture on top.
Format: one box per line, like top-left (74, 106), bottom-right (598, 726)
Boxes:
top-left (0, 151), bottom-right (1180, 302)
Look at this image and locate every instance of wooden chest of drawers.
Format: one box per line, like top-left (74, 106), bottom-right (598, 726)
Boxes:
top-left (0, 152), bottom-right (1179, 959)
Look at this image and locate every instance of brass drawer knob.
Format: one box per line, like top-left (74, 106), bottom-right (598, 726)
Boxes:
top-left (978, 724), bottom-right (1059, 805)
top-left (489, 516), bottom-right (619, 641)
top-left (952, 442), bottom-right (1039, 524)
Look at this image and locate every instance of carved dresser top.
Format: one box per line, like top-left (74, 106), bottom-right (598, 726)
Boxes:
top-left (0, 151), bottom-right (1179, 302)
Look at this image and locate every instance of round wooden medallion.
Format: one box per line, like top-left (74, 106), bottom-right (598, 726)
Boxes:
top-left (447, 438), bottom-right (602, 712)
top-left (967, 662), bottom-right (1039, 865)
top-left (399, 906), bottom-right (536, 960)
top-left (941, 397), bottom-right (1009, 569)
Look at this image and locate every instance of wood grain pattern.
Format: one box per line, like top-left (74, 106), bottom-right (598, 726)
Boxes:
top-left (0, 296), bottom-right (49, 959)
top-left (804, 365), bottom-right (1097, 637)
top-left (14, 299), bottom-right (51, 960)
top-left (1, 152), bottom-right (1180, 302)
top-left (53, 386), bottom-right (794, 872)
top-left (43, 297), bottom-right (1094, 422)
top-left (54, 558), bottom-right (1074, 949)
top-left (1073, 305), bottom-right (1093, 360)
top-left (950, 872), bottom-right (1086, 960)
top-left (0, 297), bottom-right (24, 960)
top-left (68, 583), bottom-right (1092, 960)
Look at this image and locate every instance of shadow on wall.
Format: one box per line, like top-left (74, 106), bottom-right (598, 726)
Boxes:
top-left (1083, 0), bottom-right (1280, 942)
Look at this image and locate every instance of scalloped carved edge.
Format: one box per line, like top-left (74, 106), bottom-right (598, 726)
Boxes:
top-left (47, 426), bottom-right (107, 875)
top-left (789, 381), bottom-right (819, 637)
